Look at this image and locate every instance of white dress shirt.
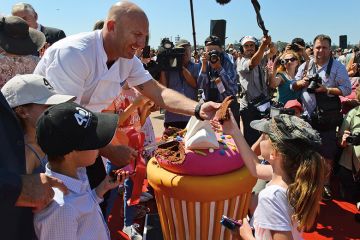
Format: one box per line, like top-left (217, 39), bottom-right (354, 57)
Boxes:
top-left (34, 165), bottom-right (110, 240)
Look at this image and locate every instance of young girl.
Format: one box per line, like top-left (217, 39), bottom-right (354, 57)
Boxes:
top-left (212, 113), bottom-right (326, 240)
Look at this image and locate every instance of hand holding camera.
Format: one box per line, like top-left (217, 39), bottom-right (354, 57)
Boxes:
top-left (305, 74), bottom-right (323, 93)
top-left (207, 50), bottom-right (222, 70)
top-left (345, 131), bottom-right (360, 146)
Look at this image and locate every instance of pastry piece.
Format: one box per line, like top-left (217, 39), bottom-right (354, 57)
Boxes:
top-left (155, 140), bottom-right (186, 165)
top-left (215, 96), bottom-right (234, 123)
top-left (162, 127), bottom-right (186, 140)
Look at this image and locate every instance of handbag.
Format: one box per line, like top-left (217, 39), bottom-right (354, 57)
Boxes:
top-left (311, 93), bottom-right (343, 131)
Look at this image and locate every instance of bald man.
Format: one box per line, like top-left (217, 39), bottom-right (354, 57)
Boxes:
top-left (35, 1), bottom-right (219, 166)
top-left (35, 5), bottom-right (219, 233)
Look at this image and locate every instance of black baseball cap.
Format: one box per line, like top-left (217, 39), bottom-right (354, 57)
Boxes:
top-left (291, 37), bottom-right (305, 47)
top-left (36, 102), bottom-right (118, 156)
top-left (205, 35), bottom-right (221, 46)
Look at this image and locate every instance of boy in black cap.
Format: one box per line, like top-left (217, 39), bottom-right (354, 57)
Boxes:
top-left (34, 102), bottom-right (130, 240)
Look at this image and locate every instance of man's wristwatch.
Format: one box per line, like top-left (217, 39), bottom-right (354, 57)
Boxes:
top-left (194, 102), bottom-right (205, 121)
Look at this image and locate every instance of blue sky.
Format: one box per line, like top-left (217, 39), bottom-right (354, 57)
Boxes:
top-left (2, 0), bottom-right (360, 48)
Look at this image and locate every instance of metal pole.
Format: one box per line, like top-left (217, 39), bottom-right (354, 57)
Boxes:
top-left (189, 0), bottom-right (197, 55)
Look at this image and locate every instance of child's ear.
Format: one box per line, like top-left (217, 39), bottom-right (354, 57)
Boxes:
top-left (269, 148), bottom-right (278, 161)
top-left (14, 106), bottom-right (30, 119)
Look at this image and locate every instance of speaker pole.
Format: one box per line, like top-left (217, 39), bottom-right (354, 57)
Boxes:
top-left (189, 0), bottom-right (197, 56)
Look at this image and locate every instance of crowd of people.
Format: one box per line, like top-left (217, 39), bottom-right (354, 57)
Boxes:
top-left (0, 1), bottom-right (359, 240)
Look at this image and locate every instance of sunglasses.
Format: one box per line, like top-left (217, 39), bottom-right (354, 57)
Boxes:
top-left (282, 57), bottom-right (297, 64)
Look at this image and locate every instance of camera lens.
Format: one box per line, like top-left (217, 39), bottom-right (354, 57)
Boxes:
top-left (210, 54), bottom-right (219, 63)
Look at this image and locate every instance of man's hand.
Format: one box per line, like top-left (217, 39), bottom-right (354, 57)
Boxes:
top-left (315, 84), bottom-right (327, 93)
top-left (15, 174), bottom-right (68, 212)
top-left (99, 144), bottom-right (137, 167)
top-left (261, 35), bottom-right (272, 46)
top-left (199, 101), bottom-right (221, 120)
top-left (340, 130), bottom-right (351, 148)
top-left (297, 77), bottom-right (310, 89)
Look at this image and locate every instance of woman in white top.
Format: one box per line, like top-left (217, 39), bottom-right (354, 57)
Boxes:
top-left (211, 113), bottom-right (326, 240)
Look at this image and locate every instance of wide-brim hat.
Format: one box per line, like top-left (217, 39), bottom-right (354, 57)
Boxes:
top-left (0, 16), bottom-right (45, 55)
top-left (250, 114), bottom-right (322, 148)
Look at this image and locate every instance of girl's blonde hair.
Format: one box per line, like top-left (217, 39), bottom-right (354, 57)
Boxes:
top-left (274, 140), bottom-right (326, 231)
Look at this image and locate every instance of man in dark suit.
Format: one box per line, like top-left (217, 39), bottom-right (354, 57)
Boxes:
top-left (11, 2), bottom-right (66, 45)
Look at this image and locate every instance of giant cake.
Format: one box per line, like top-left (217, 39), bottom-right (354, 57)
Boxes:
top-left (155, 99), bottom-right (244, 176)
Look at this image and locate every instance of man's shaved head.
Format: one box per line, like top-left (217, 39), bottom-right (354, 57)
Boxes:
top-left (102, 1), bottom-right (149, 60)
top-left (107, 1), bottom-right (147, 22)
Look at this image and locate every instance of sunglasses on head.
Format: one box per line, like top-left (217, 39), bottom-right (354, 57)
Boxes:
top-left (282, 57), bottom-right (297, 64)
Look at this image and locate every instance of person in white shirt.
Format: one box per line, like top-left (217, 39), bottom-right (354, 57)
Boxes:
top-left (212, 114), bottom-right (326, 240)
top-left (34, 1), bottom-right (219, 167)
top-left (34, 102), bottom-right (129, 240)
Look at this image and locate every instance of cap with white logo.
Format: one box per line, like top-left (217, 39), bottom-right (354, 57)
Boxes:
top-left (1, 74), bottom-right (75, 108)
top-left (240, 36), bottom-right (257, 46)
top-left (36, 102), bottom-right (118, 156)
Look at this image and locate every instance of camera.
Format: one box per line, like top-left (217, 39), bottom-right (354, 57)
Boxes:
top-left (156, 38), bottom-right (185, 71)
top-left (346, 132), bottom-right (360, 145)
top-left (306, 74), bottom-right (322, 93)
top-left (142, 45), bottom-right (151, 58)
top-left (207, 50), bottom-right (221, 64)
top-left (276, 58), bottom-right (287, 66)
top-left (220, 215), bottom-right (241, 231)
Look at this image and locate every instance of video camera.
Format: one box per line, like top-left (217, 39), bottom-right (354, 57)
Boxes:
top-left (346, 132), bottom-right (360, 146)
top-left (306, 74), bottom-right (322, 93)
top-left (156, 38), bottom-right (185, 71)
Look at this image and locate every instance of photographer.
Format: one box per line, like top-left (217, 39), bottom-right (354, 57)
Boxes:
top-left (338, 85), bottom-right (360, 221)
top-left (237, 35), bottom-right (277, 146)
top-left (198, 35), bottom-right (239, 124)
top-left (159, 39), bottom-right (200, 129)
top-left (292, 34), bottom-right (351, 200)
top-left (285, 37), bottom-right (310, 64)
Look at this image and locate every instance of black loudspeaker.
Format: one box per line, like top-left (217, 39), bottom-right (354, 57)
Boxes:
top-left (339, 35), bottom-right (347, 49)
top-left (210, 19), bottom-right (226, 46)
